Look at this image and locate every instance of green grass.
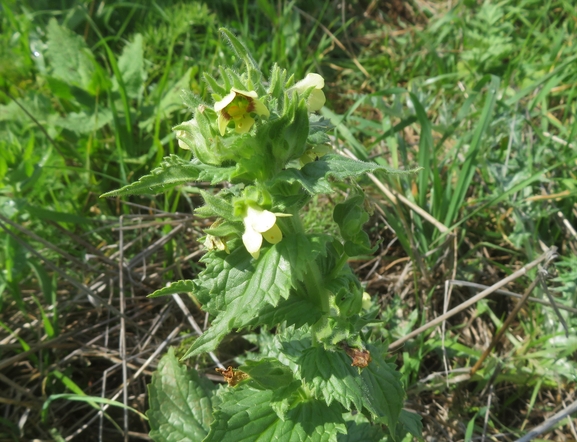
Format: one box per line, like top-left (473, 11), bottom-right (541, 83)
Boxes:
top-left (0, 0), bottom-right (576, 440)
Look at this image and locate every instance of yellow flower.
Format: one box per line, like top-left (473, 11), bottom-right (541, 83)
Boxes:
top-left (242, 205), bottom-right (289, 259)
top-left (290, 73), bottom-right (326, 112)
top-left (214, 88), bottom-right (270, 136)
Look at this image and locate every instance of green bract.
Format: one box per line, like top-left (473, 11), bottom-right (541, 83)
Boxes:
top-left (107, 28), bottom-right (422, 442)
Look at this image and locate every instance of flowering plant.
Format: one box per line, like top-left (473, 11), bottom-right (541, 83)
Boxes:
top-left (103, 29), bottom-right (421, 441)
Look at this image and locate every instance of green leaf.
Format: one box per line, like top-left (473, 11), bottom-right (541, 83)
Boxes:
top-left (148, 348), bottom-right (216, 442)
top-left (333, 195), bottom-right (376, 256)
top-left (195, 245), bottom-right (289, 313)
top-left (249, 292), bottom-right (324, 329)
top-left (360, 344), bottom-right (404, 434)
top-left (203, 220), bottom-right (241, 237)
top-left (308, 115), bottom-right (333, 145)
top-left (277, 233), bottom-right (329, 282)
top-left (282, 339), bottom-right (404, 435)
top-left (46, 19), bottom-right (95, 92)
top-left (219, 28), bottom-right (259, 72)
top-left (444, 75), bottom-right (500, 226)
top-left (148, 280), bottom-right (195, 298)
top-left (115, 34), bottom-right (145, 100)
top-left (398, 409), bottom-right (423, 440)
top-left (183, 244), bottom-right (292, 357)
top-left (205, 386), bottom-right (346, 442)
top-left (28, 260), bottom-right (54, 305)
top-left (196, 190), bottom-right (236, 219)
top-left (298, 346), bottom-right (364, 412)
top-left (338, 413), bottom-right (387, 442)
top-left (101, 156), bottom-right (233, 197)
top-left (55, 109), bottom-right (113, 134)
top-left (273, 154), bottom-right (420, 195)
top-left (240, 358), bottom-right (295, 391)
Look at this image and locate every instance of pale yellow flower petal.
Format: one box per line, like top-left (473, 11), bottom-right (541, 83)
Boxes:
top-left (214, 91), bottom-right (236, 112)
top-left (294, 73), bottom-right (324, 90)
top-left (253, 98), bottom-right (270, 118)
top-left (242, 227), bottom-right (263, 259)
top-left (217, 112), bottom-right (230, 136)
top-left (246, 206), bottom-right (277, 233)
top-left (230, 88), bottom-right (258, 98)
top-left (233, 114), bottom-right (256, 134)
top-left (290, 73), bottom-right (326, 112)
top-left (307, 89), bottom-right (326, 112)
top-left (262, 224), bottom-right (283, 245)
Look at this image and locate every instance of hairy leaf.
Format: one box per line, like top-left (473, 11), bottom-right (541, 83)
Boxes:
top-left (250, 293), bottom-right (324, 329)
top-left (272, 154), bottom-right (420, 195)
top-left (205, 386), bottom-right (346, 442)
top-left (183, 245), bottom-right (292, 357)
top-left (240, 358), bottom-right (295, 391)
top-left (360, 344), bottom-right (404, 434)
top-left (398, 409), bottom-right (423, 440)
top-left (338, 413), bottom-right (387, 442)
top-left (276, 233), bottom-right (329, 282)
top-left (308, 115), bottom-right (333, 145)
top-left (148, 348), bottom-right (216, 442)
top-left (101, 156), bottom-right (233, 197)
top-left (196, 190), bottom-right (236, 219)
top-left (298, 347), bottom-right (364, 412)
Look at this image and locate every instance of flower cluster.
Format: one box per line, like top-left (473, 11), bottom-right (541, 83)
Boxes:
top-left (195, 73), bottom-right (326, 258)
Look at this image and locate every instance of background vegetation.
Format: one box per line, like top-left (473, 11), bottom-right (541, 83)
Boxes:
top-left (1, 0), bottom-right (576, 440)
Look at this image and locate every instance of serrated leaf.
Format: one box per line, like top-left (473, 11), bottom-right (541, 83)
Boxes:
top-left (273, 154), bottom-right (418, 195)
top-left (298, 346), bottom-right (364, 412)
top-left (183, 245), bottom-right (292, 357)
top-left (240, 358), bottom-right (295, 391)
top-left (196, 245), bottom-right (290, 312)
top-left (338, 413), bottom-right (387, 442)
top-left (360, 344), bottom-right (404, 434)
top-left (183, 310), bottom-right (235, 358)
top-left (101, 156), bottom-right (199, 197)
top-left (279, 327), bottom-right (313, 363)
top-left (148, 280), bottom-right (195, 298)
top-left (147, 348), bottom-right (216, 442)
top-left (277, 233), bottom-right (329, 282)
top-left (249, 293), bottom-right (324, 329)
top-left (283, 339), bottom-right (404, 435)
top-left (308, 115), bottom-right (333, 145)
top-left (398, 409), bottom-right (423, 440)
top-left (205, 386), bottom-right (346, 442)
top-left (196, 190), bottom-right (236, 219)
top-left (203, 221), bottom-right (241, 237)
top-left (101, 156), bottom-right (234, 197)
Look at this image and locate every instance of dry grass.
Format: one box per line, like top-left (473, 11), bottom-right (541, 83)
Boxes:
top-left (0, 206), bottom-right (231, 441)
